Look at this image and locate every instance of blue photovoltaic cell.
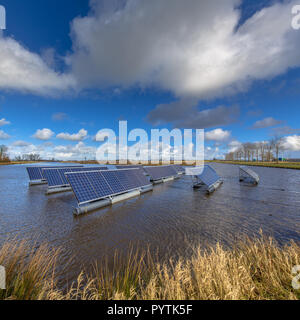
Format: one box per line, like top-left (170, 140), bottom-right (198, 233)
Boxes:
top-left (66, 172), bottom-right (98, 204)
top-left (197, 165), bottom-right (220, 187)
top-left (43, 166), bottom-right (107, 187)
top-left (26, 167), bottom-right (43, 181)
top-left (144, 166), bottom-right (177, 181)
top-left (101, 170), bottom-right (127, 194)
top-left (85, 171), bottom-right (113, 198)
top-left (115, 170), bottom-right (140, 190)
top-left (27, 165), bottom-right (83, 181)
top-left (132, 168), bottom-right (151, 186)
top-left (66, 168), bottom-right (151, 205)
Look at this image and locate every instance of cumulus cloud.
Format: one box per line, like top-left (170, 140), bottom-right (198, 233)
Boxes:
top-left (1, 0), bottom-right (300, 101)
top-left (147, 101), bottom-right (239, 128)
top-left (205, 128), bottom-right (231, 142)
top-left (69, 0), bottom-right (300, 99)
top-left (0, 35), bottom-right (75, 95)
top-left (227, 140), bottom-right (242, 153)
top-left (0, 118), bottom-right (10, 126)
top-left (12, 140), bottom-right (31, 147)
top-left (56, 128), bottom-right (88, 141)
top-left (94, 130), bottom-right (116, 142)
top-left (281, 135), bottom-right (300, 151)
top-left (33, 128), bottom-right (55, 140)
top-left (252, 117), bottom-right (283, 129)
top-left (0, 130), bottom-right (10, 139)
top-left (54, 141), bottom-right (96, 159)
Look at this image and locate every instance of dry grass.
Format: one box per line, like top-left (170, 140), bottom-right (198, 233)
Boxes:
top-left (0, 235), bottom-right (300, 300)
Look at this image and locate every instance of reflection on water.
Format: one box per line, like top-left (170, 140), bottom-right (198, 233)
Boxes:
top-left (0, 162), bottom-right (300, 283)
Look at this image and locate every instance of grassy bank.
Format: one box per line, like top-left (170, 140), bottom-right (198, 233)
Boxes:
top-left (0, 236), bottom-right (300, 300)
top-left (207, 160), bottom-right (300, 170)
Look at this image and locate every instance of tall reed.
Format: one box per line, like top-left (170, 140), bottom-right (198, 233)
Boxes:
top-left (0, 235), bottom-right (299, 300)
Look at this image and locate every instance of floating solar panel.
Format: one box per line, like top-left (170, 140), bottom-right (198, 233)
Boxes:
top-left (43, 166), bottom-right (108, 188)
top-left (66, 168), bottom-right (152, 206)
top-left (172, 165), bottom-right (185, 174)
top-left (143, 165), bottom-right (178, 181)
top-left (116, 165), bottom-right (142, 169)
top-left (26, 165), bottom-right (83, 182)
top-left (239, 166), bottom-right (259, 184)
top-left (193, 165), bottom-right (223, 193)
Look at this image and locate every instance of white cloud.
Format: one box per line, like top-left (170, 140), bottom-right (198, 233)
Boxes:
top-left (205, 128), bottom-right (231, 142)
top-left (0, 35), bottom-right (75, 95)
top-left (0, 118), bottom-right (10, 126)
top-left (281, 135), bottom-right (300, 151)
top-left (94, 130), bottom-right (116, 142)
top-left (56, 128), bottom-right (88, 141)
top-left (252, 117), bottom-right (282, 129)
top-left (54, 141), bottom-right (96, 159)
top-left (1, 0), bottom-right (300, 100)
top-left (227, 140), bottom-right (242, 153)
top-left (33, 128), bottom-right (55, 140)
top-left (69, 0), bottom-right (300, 99)
top-left (0, 130), bottom-right (10, 139)
top-left (12, 140), bottom-right (31, 147)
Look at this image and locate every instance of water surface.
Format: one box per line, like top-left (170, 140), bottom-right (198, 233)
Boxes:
top-left (0, 162), bottom-right (299, 283)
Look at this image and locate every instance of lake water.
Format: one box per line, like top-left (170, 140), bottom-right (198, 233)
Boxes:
top-left (0, 162), bottom-right (300, 284)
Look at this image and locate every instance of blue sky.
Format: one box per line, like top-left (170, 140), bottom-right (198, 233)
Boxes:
top-left (0, 0), bottom-right (300, 160)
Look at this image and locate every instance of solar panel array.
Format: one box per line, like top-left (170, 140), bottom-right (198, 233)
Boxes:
top-left (26, 165), bottom-right (83, 181)
top-left (43, 167), bottom-right (108, 188)
top-left (66, 169), bottom-right (151, 205)
top-left (196, 165), bottom-right (221, 188)
top-left (143, 165), bottom-right (178, 181)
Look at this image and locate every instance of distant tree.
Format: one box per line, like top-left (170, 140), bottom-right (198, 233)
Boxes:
top-left (271, 136), bottom-right (284, 163)
top-left (0, 145), bottom-right (10, 162)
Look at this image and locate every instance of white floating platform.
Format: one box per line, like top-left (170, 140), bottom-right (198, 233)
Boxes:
top-left (29, 180), bottom-right (47, 186)
top-left (46, 186), bottom-right (72, 195)
top-left (74, 186), bottom-right (153, 216)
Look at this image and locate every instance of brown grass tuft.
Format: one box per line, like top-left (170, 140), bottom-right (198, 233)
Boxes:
top-left (0, 235), bottom-right (300, 300)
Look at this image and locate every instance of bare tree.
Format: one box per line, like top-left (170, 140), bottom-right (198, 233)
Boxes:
top-left (272, 136), bottom-right (284, 163)
top-left (0, 145), bottom-right (10, 162)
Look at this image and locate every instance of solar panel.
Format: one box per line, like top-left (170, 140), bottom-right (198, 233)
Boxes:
top-left (66, 172), bottom-right (99, 204)
top-left (116, 165), bottom-right (142, 169)
top-left (194, 165), bottom-right (222, 192)
top-left (101, 170), bottom-right (127, 194)
top-left (172, 165), bottom-right (185, 174)
top-left (144, 165), bottom-right (177, 181)
top-left (43, 166), bottom-right (108, 188)
top-left (66, 168), bottom-right (152, 205)
top-left (85, 171), bottom-right (113, 198)
top-left (239, 166), bottom-right (259, 184)
top-left (26, 165), bottom-right (83, 181)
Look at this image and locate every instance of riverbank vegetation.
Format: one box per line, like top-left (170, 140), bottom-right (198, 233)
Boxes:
top-left (0, 235), bottom-right (299, 300)
top-left (208, 160), bottom-right (300, 170)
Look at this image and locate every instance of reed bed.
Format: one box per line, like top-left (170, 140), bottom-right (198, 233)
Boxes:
top-left (0, 236), bottom-right (299, 300)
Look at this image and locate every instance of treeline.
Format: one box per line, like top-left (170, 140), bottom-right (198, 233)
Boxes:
top-left (225, 137), bottom-right (285, 162)
top-left (0, 144), bottom-right (43, 163)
